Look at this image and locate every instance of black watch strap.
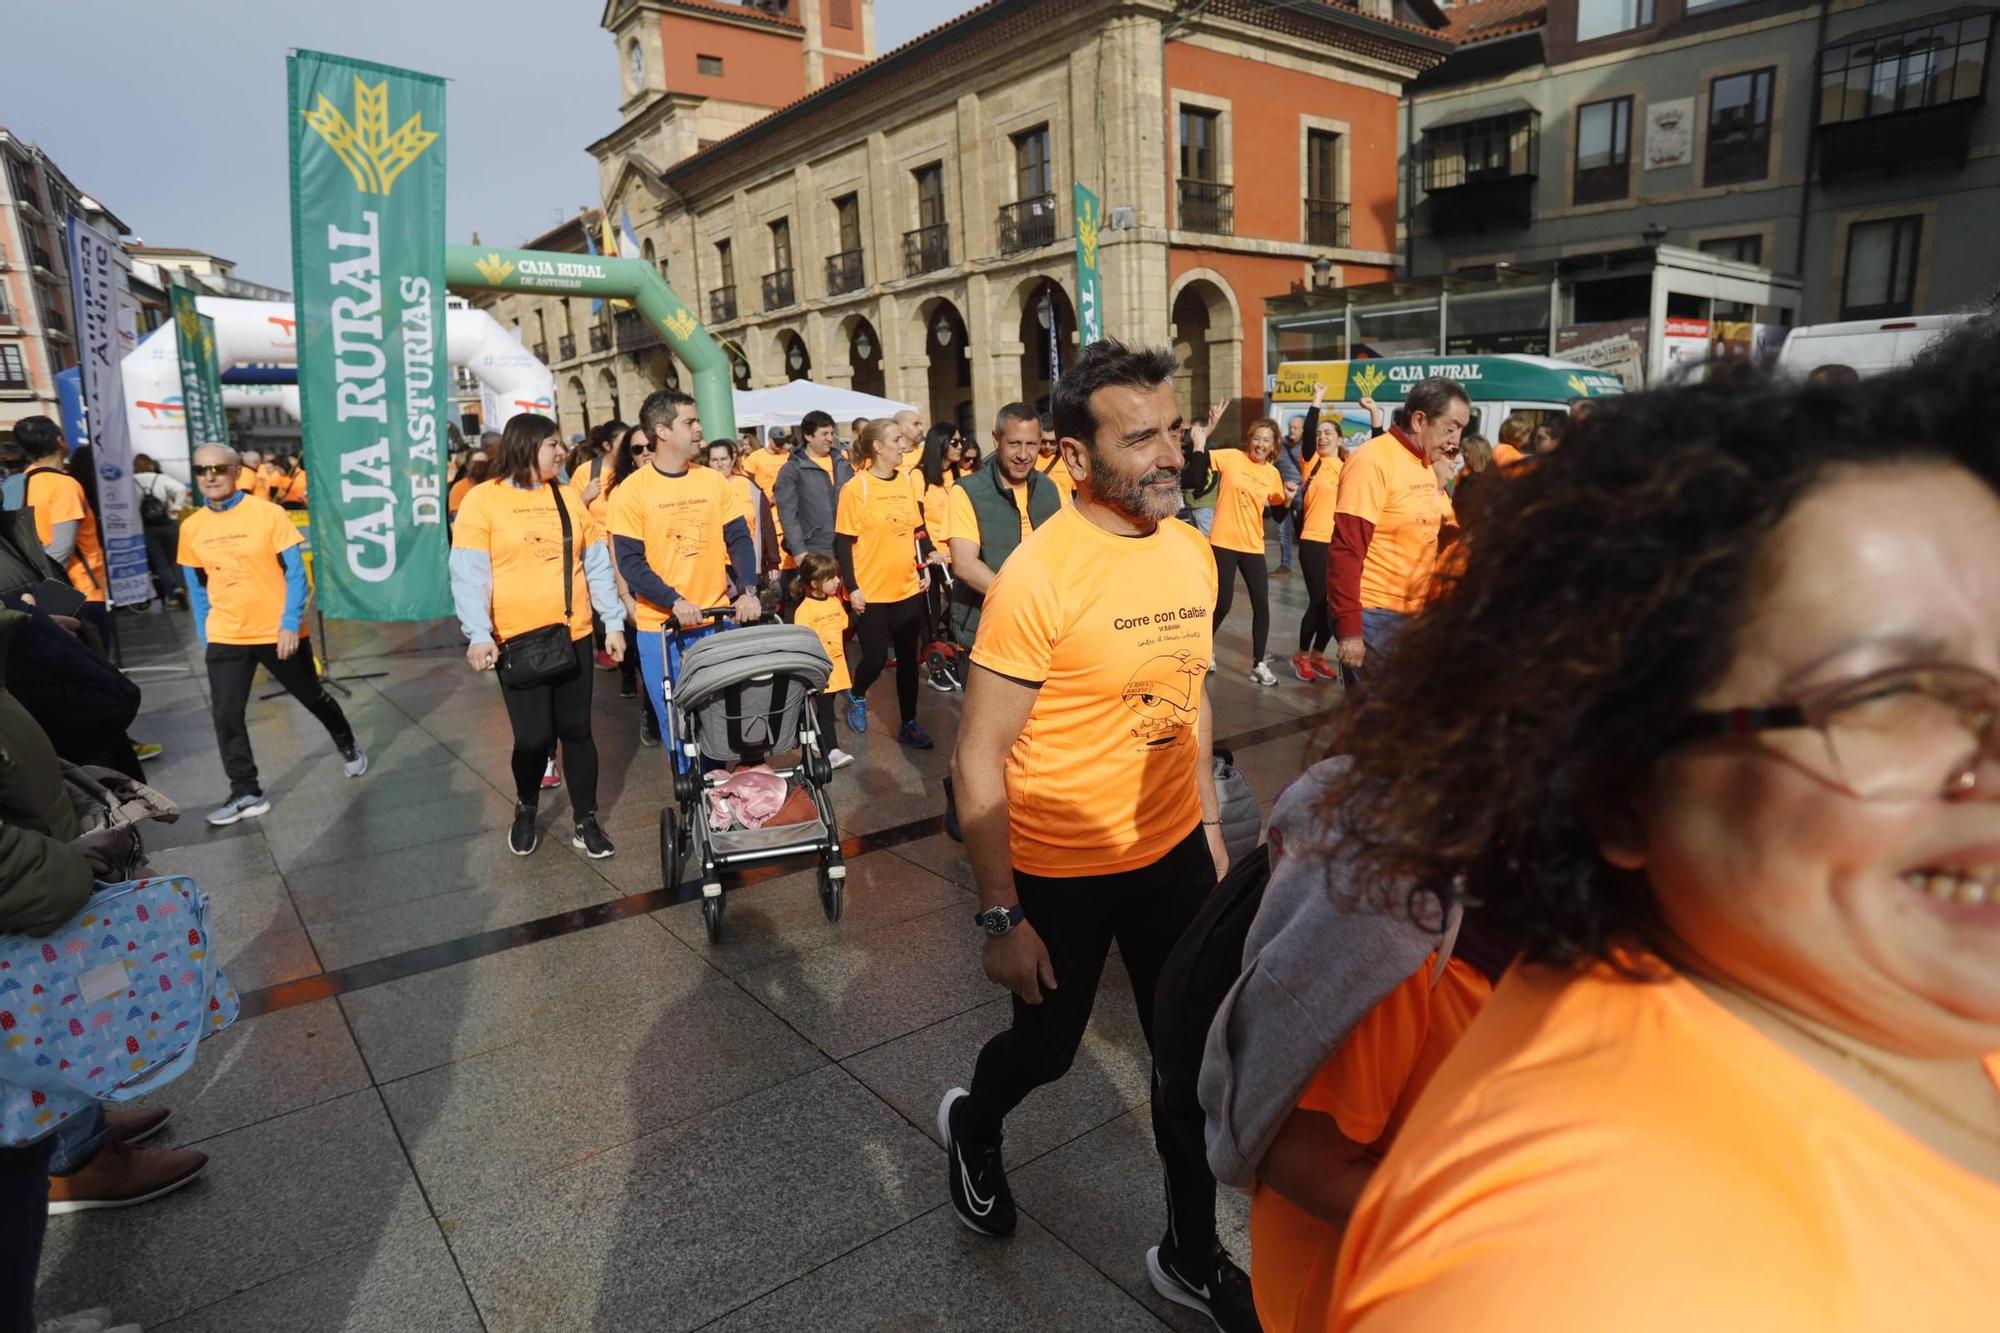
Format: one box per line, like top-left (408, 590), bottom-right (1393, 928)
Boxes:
top-left (975, 904), bottom-right (1025, 933)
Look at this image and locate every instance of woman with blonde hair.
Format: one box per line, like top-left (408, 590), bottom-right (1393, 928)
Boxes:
top-left (834, 418), bottom-right (940, 748)
top-left (1185, 402), bottom-right (1296, 685)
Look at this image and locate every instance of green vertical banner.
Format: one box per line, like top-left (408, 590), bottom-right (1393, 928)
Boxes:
top-left (288, 49), bottom-right (450, 621)
top-left (169, 288), bottom-right (228, 449)
top-left (1073, 183), bottom-right (1103, 347)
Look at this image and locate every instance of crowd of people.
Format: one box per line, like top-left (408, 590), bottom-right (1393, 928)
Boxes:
top-left (5, 310), bottom-right (1998, 1332)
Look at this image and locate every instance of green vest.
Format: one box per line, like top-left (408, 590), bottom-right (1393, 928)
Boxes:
top-left (949, 458), bottom-right (1061, 645)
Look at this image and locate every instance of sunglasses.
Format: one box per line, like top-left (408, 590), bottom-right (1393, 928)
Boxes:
top-left (630, 443), bottom-right (655, 455)
top-left (193, 464), bottom-right (235, 478)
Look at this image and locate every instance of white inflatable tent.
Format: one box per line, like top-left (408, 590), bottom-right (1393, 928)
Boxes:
top-left (123, 296), bottom-right (555, 484)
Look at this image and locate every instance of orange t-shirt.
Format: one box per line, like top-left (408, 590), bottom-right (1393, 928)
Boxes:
top-left (448, 475), bottom-right (475, 517)
top-left (1251, 954), bottom-right (1492, 1333)
top-left (1297, 452), bottom-right (1343, 544)
top-left (922, 477), bottom-right (955, 550)
top-left (606, 464), bottom-right (742, 630)
top-left (834, 469), bottom-right (924, 604)
top-left (1490, 442), bottom-right (1526, 471)
top-left (743, 447), bottom-right (789, 499)
top-left (791, 592), bottom-right (852, 694)
top-left (176, 495), bottom-right (301, 644)
top-left (1334, 961), bottom-right (2000, 1332)
top-left (947, 478), bottom-right (1035, 551)
top-left (1034, 452), bottom-right (1075, 503)
top-left (268, 468), bottom-right (309, 507)
top-left (23, 469), bottom-right (106, 599)
top-left (451, 479), bottom-right (599, 642)
top-left (1336, 434), bottom-right (1453, 616)
top-left (971, 506), bottom-right (1217, 876)
top-left (235, 465), bottom-right (264, 497)
top-left (1208, 449), bottom-right (1288, 555)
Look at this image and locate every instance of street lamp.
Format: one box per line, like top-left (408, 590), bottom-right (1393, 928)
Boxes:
top-left (787, 341), bottom-right (804, 372)
top-left (933, 311), bottom-right (955, 347)
top-left (854, 330), bottom-right (874, 360)
top-left (1312, 255), bottom-right (1335, 290)
top-left (1642, 222), bottom-right (1669, 247)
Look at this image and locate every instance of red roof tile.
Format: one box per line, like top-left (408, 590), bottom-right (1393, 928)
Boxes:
top-left (1440, 0), bottom-right (1547, 42)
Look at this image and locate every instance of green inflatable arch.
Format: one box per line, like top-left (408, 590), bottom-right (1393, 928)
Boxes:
top-left (444, 244), bottom-right (737, 440)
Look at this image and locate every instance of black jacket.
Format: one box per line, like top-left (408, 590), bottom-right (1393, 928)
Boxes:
top-left (0, 610), bottom-right (93, 937)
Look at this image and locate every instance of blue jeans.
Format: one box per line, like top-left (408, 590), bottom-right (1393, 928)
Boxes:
top-left (46, 1102), bottom-right (111, 1176)
top-left (1189, 506), bottom-right (1216, 537)
top-left (1277, 512), bottom-right (1296, 570)
top-left (637, 624), bottom-right (719, 774)
top-left (1338, 607), bottom-right (1409, 692)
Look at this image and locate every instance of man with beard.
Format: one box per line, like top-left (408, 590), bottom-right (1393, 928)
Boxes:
top-left (939, 341), bottom-right (1255, 1331)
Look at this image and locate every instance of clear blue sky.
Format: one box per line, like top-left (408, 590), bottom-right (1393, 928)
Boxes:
top-left (5, 1), bottom-right (974, 289)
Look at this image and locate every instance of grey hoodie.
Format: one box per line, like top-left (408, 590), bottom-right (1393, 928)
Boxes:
top-left (1199, 756), bottom-right (1447, 1189)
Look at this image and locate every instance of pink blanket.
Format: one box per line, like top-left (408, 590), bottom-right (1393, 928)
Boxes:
top-left (704, 765), bottom-right (790, 830)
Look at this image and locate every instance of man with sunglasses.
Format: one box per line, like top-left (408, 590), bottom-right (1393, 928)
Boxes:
top-left (180, 444), bottom-right (366, 826)
top-left (1330, 376), bottom-right (1467, 690)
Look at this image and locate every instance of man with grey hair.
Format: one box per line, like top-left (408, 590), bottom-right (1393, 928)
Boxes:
top-left (180, 443), bottom-right (366, 826)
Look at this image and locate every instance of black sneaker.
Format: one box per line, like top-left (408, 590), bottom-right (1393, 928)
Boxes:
top-left (938, 1087), bottom-right (1015, 1238)
top-left (619, 677), bottom-right (638, 699)
top-left (508, 802), bottom-right (539, 857)
top-left (1146, 1241), bottom-right (1261, 1333)
top-left (640, 708), bottom-right (661, 748)
top-left (572, 814), bottom-right (615, 859)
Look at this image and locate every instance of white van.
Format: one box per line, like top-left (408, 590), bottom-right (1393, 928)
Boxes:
top-left (1775, 314), bottom-right (1970, 380)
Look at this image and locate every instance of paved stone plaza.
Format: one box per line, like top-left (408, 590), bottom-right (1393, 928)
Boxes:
top-left (35, 570), bottom-right (1338, 1333)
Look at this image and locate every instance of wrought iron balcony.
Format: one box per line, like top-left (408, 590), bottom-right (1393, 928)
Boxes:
top-left (761, 267), bottom-right (796, 311)
top-left (1306, 199), bottom-right (1350, 248)
top-left (903, 223), bottom-right (950, 277)
top-left (614, 306), bottom-right (661, 352)
top-left (1177, 179), bottom-right (1233, 235)
top-left (589, 325), bottom-right (611, 353)
top-left (531, 341), bottom-right (548, 363)
top-left (709, 285), bottom-right (738, 323)
top-left (825, 249), bottom-right (865, 296)
top-left (998, 194), bottom-right (1058, 253)
top-left (558, 334), bottom-right (576, 361)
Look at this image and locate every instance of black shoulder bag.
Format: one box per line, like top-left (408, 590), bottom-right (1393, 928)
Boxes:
top-left (495, 484), bottom-right (578, 689)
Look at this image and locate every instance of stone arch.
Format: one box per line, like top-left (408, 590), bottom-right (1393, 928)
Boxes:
top-left (563, 373), bottom-right (590, 439)
top-left (1169, 269), bottom-right (1244, 440)
top-left (778, 330), bottom-right (812, 382)
top-left (835, 312), bottom-right (885, 397)
top-left (1009, 275), bottom-right (1078, 415)
top-left (911, 296), bottom-right (973, 434)
top-left (596, 366), bottom-right (622, 424)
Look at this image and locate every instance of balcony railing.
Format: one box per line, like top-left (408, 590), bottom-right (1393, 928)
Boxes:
top-left (40, 307), bottom-right (66, 335)
top-left (710, 286), bottom-right (738, 323)
top-left (826, 249), bottom-right (865, 296)
top-left (1177, 179), bottom-right (1234, 235)
top-left (558, 334), bottom-right (576, 361)
top-left (761, 267), bottom-right (796, 311)
top-left (29, 245), bottom-right (54, 272)
top-left (903, 223), bottom-right (950, 277)
top-left (998, 194), bottom-right (1058, 253)
top-left (532, 341), bottom-right (548, 363)
top-left (589, 325), bottom-right (611, 353)
top-left (1305, 199), bottom-right (1351, 248)
top-left (615, 306), bottom-right (661, 353)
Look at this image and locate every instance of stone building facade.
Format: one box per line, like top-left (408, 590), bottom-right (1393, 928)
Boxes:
top-left (477, 0), bottom-right (1449, 442)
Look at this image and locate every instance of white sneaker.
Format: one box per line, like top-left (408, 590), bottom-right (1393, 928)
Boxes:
top-left (826, 747), bottom-right (854, 770)
top-left (205, 792), bottom-right (270, 826)
top-left (1249, 659), bottom-right (1278, 686)
top-left (338, 742), bottom-right (369, 778)
top-left (39, 1309), bottom-right (112, 1333)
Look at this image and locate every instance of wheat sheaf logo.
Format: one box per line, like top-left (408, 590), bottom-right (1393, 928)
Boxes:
top-left (302, 75), bottom-right (438, 197)
top-left (1353, 363), bottom-right (1386, 399)
top-left (664, 307), bottom-right (698, 342)
top-left (474, 253), bottom-right (516, 286)
top-left (173, 301), bottom-right (201, 344)
top-left (1077, 197), bottom-right (1099, 270)
top-left (1566, 373), bottom-right (1593, 398)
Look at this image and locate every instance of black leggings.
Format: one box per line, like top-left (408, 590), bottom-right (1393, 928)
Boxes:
top-left (962, 825), bottom-right (1221, 1258)
top-left (1297, 538), bottom-right (1333, 654)
top-left (813, 693), bottom-right (839, 754)
top-left (1212, 546), bottom-right (1270, 662)
top-left (498, 635), bottom-right (598, 812)
top-left (850, 593), bottom-right (923, 725)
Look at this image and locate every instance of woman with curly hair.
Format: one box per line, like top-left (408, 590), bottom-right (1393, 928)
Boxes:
top-left (1325, 327), bottom-right (2000, 1330)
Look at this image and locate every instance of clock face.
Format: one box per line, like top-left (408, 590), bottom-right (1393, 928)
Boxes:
top-left (627, 41), bottom-right (644, 88)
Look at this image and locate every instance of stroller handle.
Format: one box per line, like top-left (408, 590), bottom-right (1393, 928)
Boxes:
top-left (667, 605), bottom-right (745, 640)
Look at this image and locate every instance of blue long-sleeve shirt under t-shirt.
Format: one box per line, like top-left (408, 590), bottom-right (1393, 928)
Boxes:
top-left (612, 501), bottom-right (756, 616)
top-left (179, 492), bottom-right (307, 648)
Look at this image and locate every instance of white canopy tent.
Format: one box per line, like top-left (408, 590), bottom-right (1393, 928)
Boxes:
top-left (730, 379), bottom-right (916, 431)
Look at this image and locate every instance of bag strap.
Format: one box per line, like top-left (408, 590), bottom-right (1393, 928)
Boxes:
top-left (550, 482), bottom-right (573, 621)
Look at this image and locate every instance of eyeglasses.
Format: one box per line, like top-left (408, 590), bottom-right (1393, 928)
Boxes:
top-left (192, 464), bottom-right (234, 479)
top-left (1679, 663), bottom-right (2000, 801)
top-left (630, 443), bottom-right (654, 456)
top-left (1440, 445), bottom-right (1463, 459)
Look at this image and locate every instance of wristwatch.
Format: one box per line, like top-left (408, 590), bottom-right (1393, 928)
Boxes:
top-left (974, 904), bottom-right (1025, 937)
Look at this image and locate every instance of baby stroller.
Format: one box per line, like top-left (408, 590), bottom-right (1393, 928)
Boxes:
top-left (659, 614), bottom-right (846, 943)
top-left (920, 561), bottom-right (964, 692)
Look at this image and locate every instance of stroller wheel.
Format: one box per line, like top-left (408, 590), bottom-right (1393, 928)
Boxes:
top-left (818, 859), bottom-right (845, 924)
top-left (661, 809), bottom-right (682, 891)
top-left (702, 893), bottom-right (724, 943)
